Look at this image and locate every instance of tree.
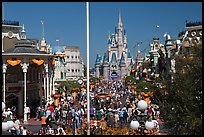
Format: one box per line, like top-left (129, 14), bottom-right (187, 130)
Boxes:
top-left (124, 75), bottom-right (136, 86)
top-left (136, 78), bottom-right (157, 93)
top-left (159, 43), bottom-right (202, 135)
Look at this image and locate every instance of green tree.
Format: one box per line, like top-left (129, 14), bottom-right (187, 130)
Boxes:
top-left (136, 79), bottom-right (157, 93)
top-left (159, 43), bottom-right (202, 135)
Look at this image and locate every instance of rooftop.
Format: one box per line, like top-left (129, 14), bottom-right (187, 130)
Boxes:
top-left (2, 20), bottom-right (20, 26)
top-left (186, 21), bottom-right (202, 27)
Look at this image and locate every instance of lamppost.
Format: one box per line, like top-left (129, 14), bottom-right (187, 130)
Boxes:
top-left (130, 100), bottom-right (154, 135)
top-left (2, 102), bottom-right (14, 133)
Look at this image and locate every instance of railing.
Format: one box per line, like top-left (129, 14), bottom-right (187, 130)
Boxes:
top-left (2, 20), bottom-right (20, 26)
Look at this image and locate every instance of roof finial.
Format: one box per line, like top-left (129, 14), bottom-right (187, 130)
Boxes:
top-left (21, 24), bottom-right (26, 39)
top-left (22, 24), bottom-right (25, 32)
top-left (41, 20), bottom-right (44, 40)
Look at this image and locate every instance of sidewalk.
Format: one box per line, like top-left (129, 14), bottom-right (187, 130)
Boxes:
top-left (20, 118), bottom-right (42, 135)
top-left (21, 118), bottom-right (41, 125)
top-left (157, 118), bottom-right (168, 135)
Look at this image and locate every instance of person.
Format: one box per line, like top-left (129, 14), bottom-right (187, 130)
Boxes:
top-left (46, 115), bottom-right (53, 127)
top-left (35, 106), bottom-right (41, 121)
top-left (39, 109), bottom-right (45, 121)
top-left (59, 128), bottom-right (66, 135)
top-left (45, 107), bottom-right (51, 118)
top-left (119, 109), bottom-right (124, 127)
top-left (20, 126), bottom-right (27, 135)
top-left (25, 106), bottom-right (31, 120)
top-left (5, 108), bottom-right (13, 120)
top-left (49, 104), bottom-right (55, 120)
top-left (57, 124), bottom-right (66, 135)
top-left (13, 117), bottom-right (21, 135)
top-left (38, 129), bottom-right (43, 135)
top-left (53, 129), bottom-right (59, 135)
top-left (123, 109), bottom-right (128, 126)
top-left (41, 114), bottom-right (46, 128)
top-left (67, 110), bottom-right (73, 129)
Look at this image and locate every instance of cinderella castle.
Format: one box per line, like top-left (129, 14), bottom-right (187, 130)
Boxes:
top-left (95, 12), bottom-right (134, 81)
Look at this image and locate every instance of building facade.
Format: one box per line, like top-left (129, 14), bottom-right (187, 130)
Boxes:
top-left (2, 20), bottom-right (54, 120)
top-left (95, 13), bottom-right (134, 80)
top-left (54, 46), bottom-right (84, 81)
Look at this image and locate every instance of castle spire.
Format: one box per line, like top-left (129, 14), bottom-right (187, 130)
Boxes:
top-left (118, 10), bottom-right (122, 28)
top-left (117, 11), bottom-right (123, 46)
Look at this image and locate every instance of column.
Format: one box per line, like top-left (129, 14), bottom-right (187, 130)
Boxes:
top-left (44, 63), bottom-right (49, 102)
top-left (49, 72), bottom-right (52, 98)
top-left (38, 71), bottom-right (42, 107)
top-left (43, 71), bottom-right (46, 100)
top-left (52, 70), bottom-right (55, 94)
top-left (2, 64), bottom-right (7, 103)
top-left (21, 63), bottom-right (29, 122)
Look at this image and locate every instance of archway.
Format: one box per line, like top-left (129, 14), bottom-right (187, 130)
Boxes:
top-left (6, 93), bottom-right (19, 117)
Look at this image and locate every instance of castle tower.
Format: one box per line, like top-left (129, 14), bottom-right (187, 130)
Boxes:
top-left (119, 52), bottom-right (126, 79)
top-left (117, 12), bottom-right (124, 60)
top-left (103, 53), bottom-right (109, 80)
top-left (95, 53), bottom-right (101, 78)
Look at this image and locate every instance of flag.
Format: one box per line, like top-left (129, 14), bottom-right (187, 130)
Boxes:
top-left (156, 25), bottom-right (160, 28)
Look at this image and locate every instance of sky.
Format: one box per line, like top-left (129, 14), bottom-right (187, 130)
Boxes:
top-left (2, 2), bottom-right (202, 68)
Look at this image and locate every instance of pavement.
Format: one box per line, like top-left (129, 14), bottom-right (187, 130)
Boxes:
top-left (21, 118), bottom-right (42, 135)
top-left (21, 118), bottom-right (59, 134)
top-left (157, 118), bottom-right (168, 135)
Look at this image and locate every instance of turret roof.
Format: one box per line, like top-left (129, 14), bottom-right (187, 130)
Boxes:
top-left (119, 52), bottom-right (126, 65)
top-left (111, 52), bottom-right (117, 63)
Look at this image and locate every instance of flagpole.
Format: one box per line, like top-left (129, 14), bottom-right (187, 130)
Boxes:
top-left (86, 2), bottom-right (90, 135)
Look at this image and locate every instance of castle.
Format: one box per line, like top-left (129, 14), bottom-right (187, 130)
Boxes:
top-left (95, 13), bottom-right (134, 81)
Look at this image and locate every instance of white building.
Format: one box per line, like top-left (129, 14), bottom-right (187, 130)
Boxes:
top-left (54, 46), bottom-right (84, 81)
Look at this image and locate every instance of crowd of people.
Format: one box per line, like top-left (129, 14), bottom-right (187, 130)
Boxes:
top-left (5, 80), bottom-right (161, 135)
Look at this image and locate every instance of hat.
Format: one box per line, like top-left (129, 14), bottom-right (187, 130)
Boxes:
top-left (7, 108), bottom-right (11, 111)
top-left (122, 107), bottom-right (126, 110)
top-left (108, 108), bottom-right (112, 111)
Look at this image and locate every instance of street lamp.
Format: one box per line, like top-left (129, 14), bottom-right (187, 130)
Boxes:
top-left (2, 102), bottom-right (14, 132)
top-left (130, 100), bottom-right (154, 135)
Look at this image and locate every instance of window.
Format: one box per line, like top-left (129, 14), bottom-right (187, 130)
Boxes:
top-left (67, 56), bottom-right (69, 59)
top-left (61, 72), bottom-right (63, 79)
top-left (72, 69), bottom-right (74, 72)
top-left (71, 56), bottom-right (74, 59)
top-left (75, 56), bottom-right (77, 59)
